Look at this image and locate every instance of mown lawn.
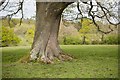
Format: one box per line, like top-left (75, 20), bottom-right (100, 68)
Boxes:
top-left (1, 45), bottom-right (118, 78)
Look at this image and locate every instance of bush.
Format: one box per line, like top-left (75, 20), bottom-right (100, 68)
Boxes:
top-left (2, 18), bottom-right (20, 28)
top-left (63, 36), bottom-right (81, 45)
top-left (25, 28), bottom-right (34, 44)
top-left (14, 24), bottom-right (35, 46)
top-left (103, 35), bottom-right (118, 44)
top-left (0, 26), bottom-right (21, 47)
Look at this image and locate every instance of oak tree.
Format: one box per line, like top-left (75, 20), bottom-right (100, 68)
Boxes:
top-left (0, 0), bottom-right (119, 63)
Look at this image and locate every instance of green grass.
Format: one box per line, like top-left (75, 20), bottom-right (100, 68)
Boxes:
top-left (1, 45), bottom-right (118, 78)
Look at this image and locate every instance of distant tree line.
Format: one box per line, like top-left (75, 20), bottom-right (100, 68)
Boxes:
top-left (0, 18), bottom-right (119, 47)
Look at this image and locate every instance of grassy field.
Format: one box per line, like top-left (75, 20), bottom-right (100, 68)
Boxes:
top-left (1, 45), bottom-right (118, 78)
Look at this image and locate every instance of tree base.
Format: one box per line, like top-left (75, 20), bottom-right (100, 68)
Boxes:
top-left (19, 53), bottom-right (73, 64)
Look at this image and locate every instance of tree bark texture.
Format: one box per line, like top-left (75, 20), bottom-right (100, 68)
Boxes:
top-left (30, 2), bottom-right (72, 63)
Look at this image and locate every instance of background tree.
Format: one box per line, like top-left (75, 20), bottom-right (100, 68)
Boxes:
top-left (79, 18), bottom-right (96, 44)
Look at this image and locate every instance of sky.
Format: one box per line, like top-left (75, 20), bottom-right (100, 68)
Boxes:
top-left (0, 0), bottom-right (119, 21)
top-left (23, 0), bottom-right (36, 18)
top-left (0, 0), bottom-right (36, 19)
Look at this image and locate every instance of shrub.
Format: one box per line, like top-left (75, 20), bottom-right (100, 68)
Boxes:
top-left (2, 18), bottom-right (20, 28)
top-left (103, 34), bottom-right (118, 44)
top-left (25, 28), bottom-right (34, 44)
top-left (14, 24), bottom-right (35, 46)
top-left (0, 26), bottom-right (21, 47)
top-left (63, 36), bottom-right (81, 45)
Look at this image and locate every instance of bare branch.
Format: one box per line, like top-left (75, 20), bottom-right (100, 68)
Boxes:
top-left (1, 0), bottom-right (24, 26)
top-left (0, 0), bottom-right (9, 11)
top-left (0, 0), bottom-right (6, 6)
top-left (97, 2), bottom-right (120, 26)
top-left (88, 1), bottom-right (114, 34)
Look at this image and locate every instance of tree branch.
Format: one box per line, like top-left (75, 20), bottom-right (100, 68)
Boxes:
top-left (1, 0), bottom-right (24, 26)
top-left (0, 0), bottom-right (9, 11)
top-left (0, 0), bottom-right (6, 6)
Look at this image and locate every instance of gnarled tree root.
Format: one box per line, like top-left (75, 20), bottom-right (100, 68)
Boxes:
top-left (19, 52), bottom-right (73, 64)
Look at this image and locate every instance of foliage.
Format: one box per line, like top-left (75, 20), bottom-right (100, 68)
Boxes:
top-left (25, 27), bottom-right (35, 44)
top-left (103, 34), bottom-right (118, 44)
top-left (59, 33), bottom-right (119, 45)
top-left (1, 18), bottom-right (118, 46)
top-left (1, 18), bottom-right (20, 28)
top-left (23, 18), bottom-right (35, 24)
top-left (58, 33), bottom-right (119, 45)
top-left (63, 36), bottom-right (81, 45)
top-left (14, 23), bottom-right (35, 46)
top-left (79, 18), bottom-right (96, 34)
top-left (0, 26), bottom-right (21, 47)
top-left (78, 18), bottom-right (98, 44)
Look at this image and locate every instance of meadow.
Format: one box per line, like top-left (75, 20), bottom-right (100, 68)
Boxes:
top-left (1, 45), bottom-right (118, 78)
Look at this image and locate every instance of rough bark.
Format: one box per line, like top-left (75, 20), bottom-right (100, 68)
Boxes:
top-left (28, 2), bottom-right (72, 63)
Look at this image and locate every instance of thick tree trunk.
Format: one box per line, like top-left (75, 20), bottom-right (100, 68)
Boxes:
top-left (29, 2), bottom-right (72, 63)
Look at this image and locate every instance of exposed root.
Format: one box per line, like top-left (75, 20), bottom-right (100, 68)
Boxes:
top-left (19, 52), bottom-right (73, 64)
top-left (18, 55), bottom-right (30, 63)
top-left (36, 52), bottom-right (73, 64)
top-left (39, 55), bottom-right (54, 64)
top-left (60, 54), bottom-right (73, 61)
top-left (57, 52), bottom-right (73, 61)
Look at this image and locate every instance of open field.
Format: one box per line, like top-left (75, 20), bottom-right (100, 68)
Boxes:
top-left (1, 45), bottom-right (118, 78)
